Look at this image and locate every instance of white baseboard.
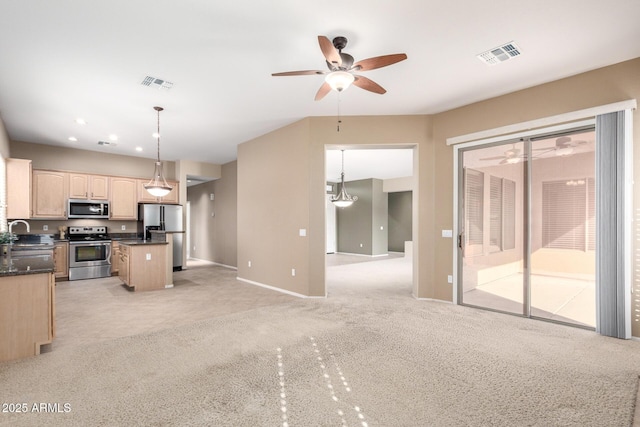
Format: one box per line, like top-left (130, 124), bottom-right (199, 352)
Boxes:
top-left (188, 257), bottom-right (237, 270)
top-left (412, 295), bottom-right (454, 304)
top-left (335, 252), bottom-right (389, 258)
top-left (236, 277), bottom-right (326, 299)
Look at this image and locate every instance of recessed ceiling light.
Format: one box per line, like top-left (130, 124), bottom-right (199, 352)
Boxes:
top-left (75, 118), bottom-right (87, 125)
top-left (68, 136), bottom-right (78, 142)
top-left (109, 134), bottom-right (118, 141)
top-left (135, 146), bottom-right (143, 152)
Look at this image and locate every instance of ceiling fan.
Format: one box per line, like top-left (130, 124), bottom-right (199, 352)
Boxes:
top-left (272, 35), bottom-right (407, 101)
top-left (480, 144), bottom-right (523, 164)
top-left (533, 136), bottom-right (588, 156)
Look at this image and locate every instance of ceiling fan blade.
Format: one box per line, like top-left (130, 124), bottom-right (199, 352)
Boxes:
top-left (353, 75), bottom-right (386, 94)
top-left (480, 156), bottom-right (507, 161)
top-left (315, 82), bottom-right (331, 101)
top-left (272, 70), bottom-right (326, 77)
top-left (352, 53), bottom-right (407, 71)
top-left (318, 36), bottom-right (342, 67)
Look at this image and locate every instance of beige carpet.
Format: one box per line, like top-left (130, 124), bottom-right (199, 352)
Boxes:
top-left (1, 258), bottom-right (639, 426)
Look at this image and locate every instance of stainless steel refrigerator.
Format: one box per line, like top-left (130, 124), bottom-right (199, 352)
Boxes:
top-left (137, 204), bottom-right (184, 271)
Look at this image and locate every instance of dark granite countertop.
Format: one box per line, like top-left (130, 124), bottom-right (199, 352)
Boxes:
top-left (118, 240), bottom-right (168, 246)
top-left (0, 257), bottom-right (54, 277)
top-left (108, 233), bottom-right (139, 241)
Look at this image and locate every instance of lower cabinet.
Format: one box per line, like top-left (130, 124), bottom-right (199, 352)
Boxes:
top-left (0, 272), bottom-right (55, 362)
top-left (53, 241), bottom-right (69, 280)
top-left (118, 243), bottom-right (167, 291)
top-left (118, 244), bottom-right (130, 285)
top-left (111, 241), bottom-right (120, 275)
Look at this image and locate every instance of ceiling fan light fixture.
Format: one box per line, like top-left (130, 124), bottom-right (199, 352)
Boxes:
top-left (325, 71), bottom-right (354, 92)
top-left (144, 106), bottom-right (173, 197)
top-left (555, 146), bottom-right (574, 156)
top-left (506, 157), bottom-right (520, 164)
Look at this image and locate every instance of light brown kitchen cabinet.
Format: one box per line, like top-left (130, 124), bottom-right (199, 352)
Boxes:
top-left (118, 243), bottom-right (130, 285)
top-left (69, 173), bottom-right (109, 200)
top-left (109, 177), bottom-right (137, 220)
top-left (53, 241), bottom-right (69, 280)
top-left (0, 272), bottom-right (55, 362)
top-left (137, 179), bottom-right (179, 204)
top-left (111, 241), bottom-right (120, 275)
top-left (32, 170), bottom-right (69, 219)
top-left (118, 242), bottom-right (167, 292)
top-left (6, 158), bottom-right (32, 219)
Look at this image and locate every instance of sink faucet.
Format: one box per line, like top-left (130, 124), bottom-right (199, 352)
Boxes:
top-left (8, 220), bottom-right (30, 235)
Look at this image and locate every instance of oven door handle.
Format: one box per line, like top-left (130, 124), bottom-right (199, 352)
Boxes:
top-left (106, 243), bottom-right (112, 265)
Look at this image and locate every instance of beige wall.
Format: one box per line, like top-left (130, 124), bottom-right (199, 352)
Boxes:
top-left (237, 119), bottom-right (313, 295)
top-left (10, 140), bottom-right (177, 180)
top-left (0, 114), bottom-right (10, 159)
top-left (187, 161), bottom-right (237, 268)
top-left (238, 115), bottom-right (432, 297)
top-left (237, 57), bottom-right (639, 336)
top-left (432, 57), bottom-right (640, 336)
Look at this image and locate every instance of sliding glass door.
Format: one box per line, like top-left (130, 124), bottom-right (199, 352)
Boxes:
top-left (459, 140), bottom-right (525, 315)
top-left (458, 128), bottom-right (596, 328)
top-left (529, 131), bottom-right (595, 327)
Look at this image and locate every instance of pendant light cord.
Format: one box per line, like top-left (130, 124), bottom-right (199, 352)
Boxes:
top-left (154, 106), bottom-right (164, 162)
top-left (337, 92), bottom-right (342, 133)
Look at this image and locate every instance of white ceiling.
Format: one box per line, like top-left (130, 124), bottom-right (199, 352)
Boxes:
top-left (1, 1), bottom-right (639, 180)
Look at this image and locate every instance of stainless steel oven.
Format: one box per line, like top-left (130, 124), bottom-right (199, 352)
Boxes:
top-left (68, 226), bottom-right (111, 281)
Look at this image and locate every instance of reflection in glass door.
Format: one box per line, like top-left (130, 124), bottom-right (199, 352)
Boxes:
top-left (529, 131), bottom-right (596, 327)
top-left (459, 129), bottom-right (596, 328)
top-left (459, 141), bottom-right (525, 315)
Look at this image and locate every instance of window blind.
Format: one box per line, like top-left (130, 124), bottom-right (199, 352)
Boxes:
top-left (465, 168), bottom-right (484, 246)
top-left (489, 176), bottom-right (502, 250)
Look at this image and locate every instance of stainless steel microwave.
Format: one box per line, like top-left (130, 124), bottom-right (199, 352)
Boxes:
top-left (68, 199), bottom-right (110, 219)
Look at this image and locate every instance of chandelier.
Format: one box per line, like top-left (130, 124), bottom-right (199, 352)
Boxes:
top-left (331, 150), bottom-right (358, 207)
top-left (144, 106), bottom-right (173, 197)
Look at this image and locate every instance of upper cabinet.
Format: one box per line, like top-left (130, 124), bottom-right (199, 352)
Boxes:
top-left (7, 166), bottom-right (180, 221)
top-left (69, 173), bottom-right (109, 200)
top-left (109, 177), bottom-right (138, 220)
top-left (6, 158), bottom-right (32, 219)
top-left (137, 179), bottom-right (179, 204)
top-left (32, 170), bottom-right (69, 219)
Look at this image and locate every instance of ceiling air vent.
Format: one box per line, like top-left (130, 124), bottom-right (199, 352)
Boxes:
top-left (477, 41), bottom-right (522, 66)
top-left (97, 140), bottom-right (117, 147)
top-left (141, 76), bottom-right (174, 90)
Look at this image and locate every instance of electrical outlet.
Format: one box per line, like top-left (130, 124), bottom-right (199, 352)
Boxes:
top-left (447, 275), bottom-right (453, 284)
top-left (121, 225), bottom-right (126, 230)
top-left (43, 225), bottom-right (48, 231)
top-left (248, 260), bottom-right (252, 267)
top-left (360, 243), bottom-right (363, 248)
top-left (146, 253), bottom-right (151, 261)
top-left (291, 268), bottom-right (296, 277)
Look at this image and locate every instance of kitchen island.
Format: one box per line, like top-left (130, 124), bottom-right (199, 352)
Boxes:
top-left (0, 259), bottom-right (55, 363)
top-left (117, 241), bottom-right (169, 292)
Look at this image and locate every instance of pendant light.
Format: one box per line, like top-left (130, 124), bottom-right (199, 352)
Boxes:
top-left (331, 150), bottom-right (358, 208)
top-left (144, 106), bottom-right (173, 197)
